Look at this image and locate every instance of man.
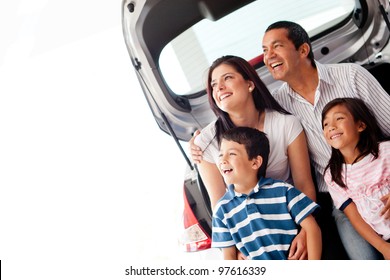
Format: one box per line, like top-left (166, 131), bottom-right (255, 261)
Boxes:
top-left (262, 20), bottom-right (390, 259)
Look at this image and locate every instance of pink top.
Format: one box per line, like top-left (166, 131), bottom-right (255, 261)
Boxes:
top-left (325, 141), bottom-right (390, 240)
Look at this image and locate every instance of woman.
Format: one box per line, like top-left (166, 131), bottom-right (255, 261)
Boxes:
top-left (190, 55), bottom-right (316, 259)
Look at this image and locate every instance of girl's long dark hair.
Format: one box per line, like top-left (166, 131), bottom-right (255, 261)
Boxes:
top-left (322, 98), bottom-right (387, 188)
top-left (206, 55), bottom-right (289, 144)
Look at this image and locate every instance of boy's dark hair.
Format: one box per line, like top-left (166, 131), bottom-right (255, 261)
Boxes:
top-left (265, 21), bottom-right (316, 68)
top-left (222, 127), bottom-right (269, 178)
top-left (322, 97), bottom-right (386, 188)
top-left (207, 55), bottom-right (289, 145)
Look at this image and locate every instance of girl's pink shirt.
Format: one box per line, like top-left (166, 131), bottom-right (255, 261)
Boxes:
top-left (325, 141), bottom-right (390, 240)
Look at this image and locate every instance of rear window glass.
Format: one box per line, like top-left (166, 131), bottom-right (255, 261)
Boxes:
top-left (159, 0), bottom-right (355, 95)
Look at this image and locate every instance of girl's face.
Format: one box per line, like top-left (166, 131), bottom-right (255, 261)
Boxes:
top-left (210, 64), bottom-right (253, 113)
top-left (322, 104), bottom-right (366, 152)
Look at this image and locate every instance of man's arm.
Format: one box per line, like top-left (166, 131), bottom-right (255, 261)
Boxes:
top-left (354, 64), bottom-right (390, 135)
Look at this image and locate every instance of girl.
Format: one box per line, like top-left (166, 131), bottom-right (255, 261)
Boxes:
top-left (322, 97), bottom-right (390, 259)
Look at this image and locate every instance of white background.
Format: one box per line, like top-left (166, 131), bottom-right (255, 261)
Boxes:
top-left (0, 1), bottom-right (207, 279)
top-left (1, 1), bottom-right (389, 279)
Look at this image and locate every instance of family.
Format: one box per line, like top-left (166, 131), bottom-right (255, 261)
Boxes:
top-left (189, 21), bottom-right (390, 260)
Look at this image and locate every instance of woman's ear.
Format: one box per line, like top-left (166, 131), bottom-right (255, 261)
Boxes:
top-left (248, 81), bottom-right (255, 92)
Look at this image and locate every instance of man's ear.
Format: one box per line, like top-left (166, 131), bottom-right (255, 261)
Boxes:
top-left (299, 43), bottom-right (310, 58)
top-left (252, 155), bottom-right (263, 170)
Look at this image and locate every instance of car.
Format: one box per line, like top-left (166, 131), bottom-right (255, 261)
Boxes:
top-left (121, 0), bottom-right (390, 257)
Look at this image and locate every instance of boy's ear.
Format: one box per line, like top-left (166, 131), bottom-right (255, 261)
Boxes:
top-left (251, 155), bottom-right (263, 170)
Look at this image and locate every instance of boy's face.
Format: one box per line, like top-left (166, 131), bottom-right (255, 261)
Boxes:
top-left (218, 139), bottom-right (261, 186)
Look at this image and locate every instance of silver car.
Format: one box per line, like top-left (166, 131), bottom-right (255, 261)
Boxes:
top-left (121, 0), bottom-right (390, 257)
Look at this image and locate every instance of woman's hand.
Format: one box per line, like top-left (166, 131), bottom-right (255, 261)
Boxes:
top-left (288, 229), bottom-right (308, 260)
top-left (189, 130), bottom-right (203, 164)
top-left (380, 193), bottom-right (390, 219)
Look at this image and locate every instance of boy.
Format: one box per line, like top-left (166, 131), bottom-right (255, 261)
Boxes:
top-left (212, 127), bottom-right (321, 260)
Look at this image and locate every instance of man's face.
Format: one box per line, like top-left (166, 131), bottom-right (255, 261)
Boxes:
top-left (262, 28), bottom-right (301, 82)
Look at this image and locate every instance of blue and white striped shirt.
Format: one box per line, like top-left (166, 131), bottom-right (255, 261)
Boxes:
top-left (272, 61), bottom-right (390, 192)
top-left (212, 177), bottom-right (319, 260)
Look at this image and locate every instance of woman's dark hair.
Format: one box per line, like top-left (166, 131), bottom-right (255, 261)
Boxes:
top-left (265, 21), bottom-right (316, 68)
top-left (206, 55), bottom-right (289, 144)
top-left (322, 97), bottom-right (386, 188)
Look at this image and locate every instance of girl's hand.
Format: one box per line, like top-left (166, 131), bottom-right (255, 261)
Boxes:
top-left (380, 193), bottom-right (390, 219)
top-left (189, 130), bottom-right (203, 164)
top-left (380, 242), bottom-right (390, 260)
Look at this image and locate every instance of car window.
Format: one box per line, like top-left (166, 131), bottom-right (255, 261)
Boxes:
top-left (159, 0), bottom-right (355, 95)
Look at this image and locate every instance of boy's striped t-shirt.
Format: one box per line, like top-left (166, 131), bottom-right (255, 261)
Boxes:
top-left (212, 177), bottom-right (319, 260)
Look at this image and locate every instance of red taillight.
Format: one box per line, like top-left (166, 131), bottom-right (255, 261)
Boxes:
top-left (180, 189), bottom-right (211, 252)
top-left (248, 54), bottom-right (264, 66)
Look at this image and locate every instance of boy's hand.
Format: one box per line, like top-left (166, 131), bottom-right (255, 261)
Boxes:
top-left (288, 229), bottom-right (308, 260)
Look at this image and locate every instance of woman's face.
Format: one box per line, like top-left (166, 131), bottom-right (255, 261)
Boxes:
top-left (210, 64), bottom-right (253, 113)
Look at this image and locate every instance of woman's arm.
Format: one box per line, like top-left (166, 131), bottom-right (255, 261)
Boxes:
top-left (300, 214), bottom-right (322, 260)
top-left (286, 131), bottom-right (317, 260)
top-left (287, 131), bottom-right (316, 201)
top-left (197, 160), bottom-right (227, 209)
top-left (344, 202), bottom-right (390, 259)
top-left (188, 130), bottom-right (227, 208)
